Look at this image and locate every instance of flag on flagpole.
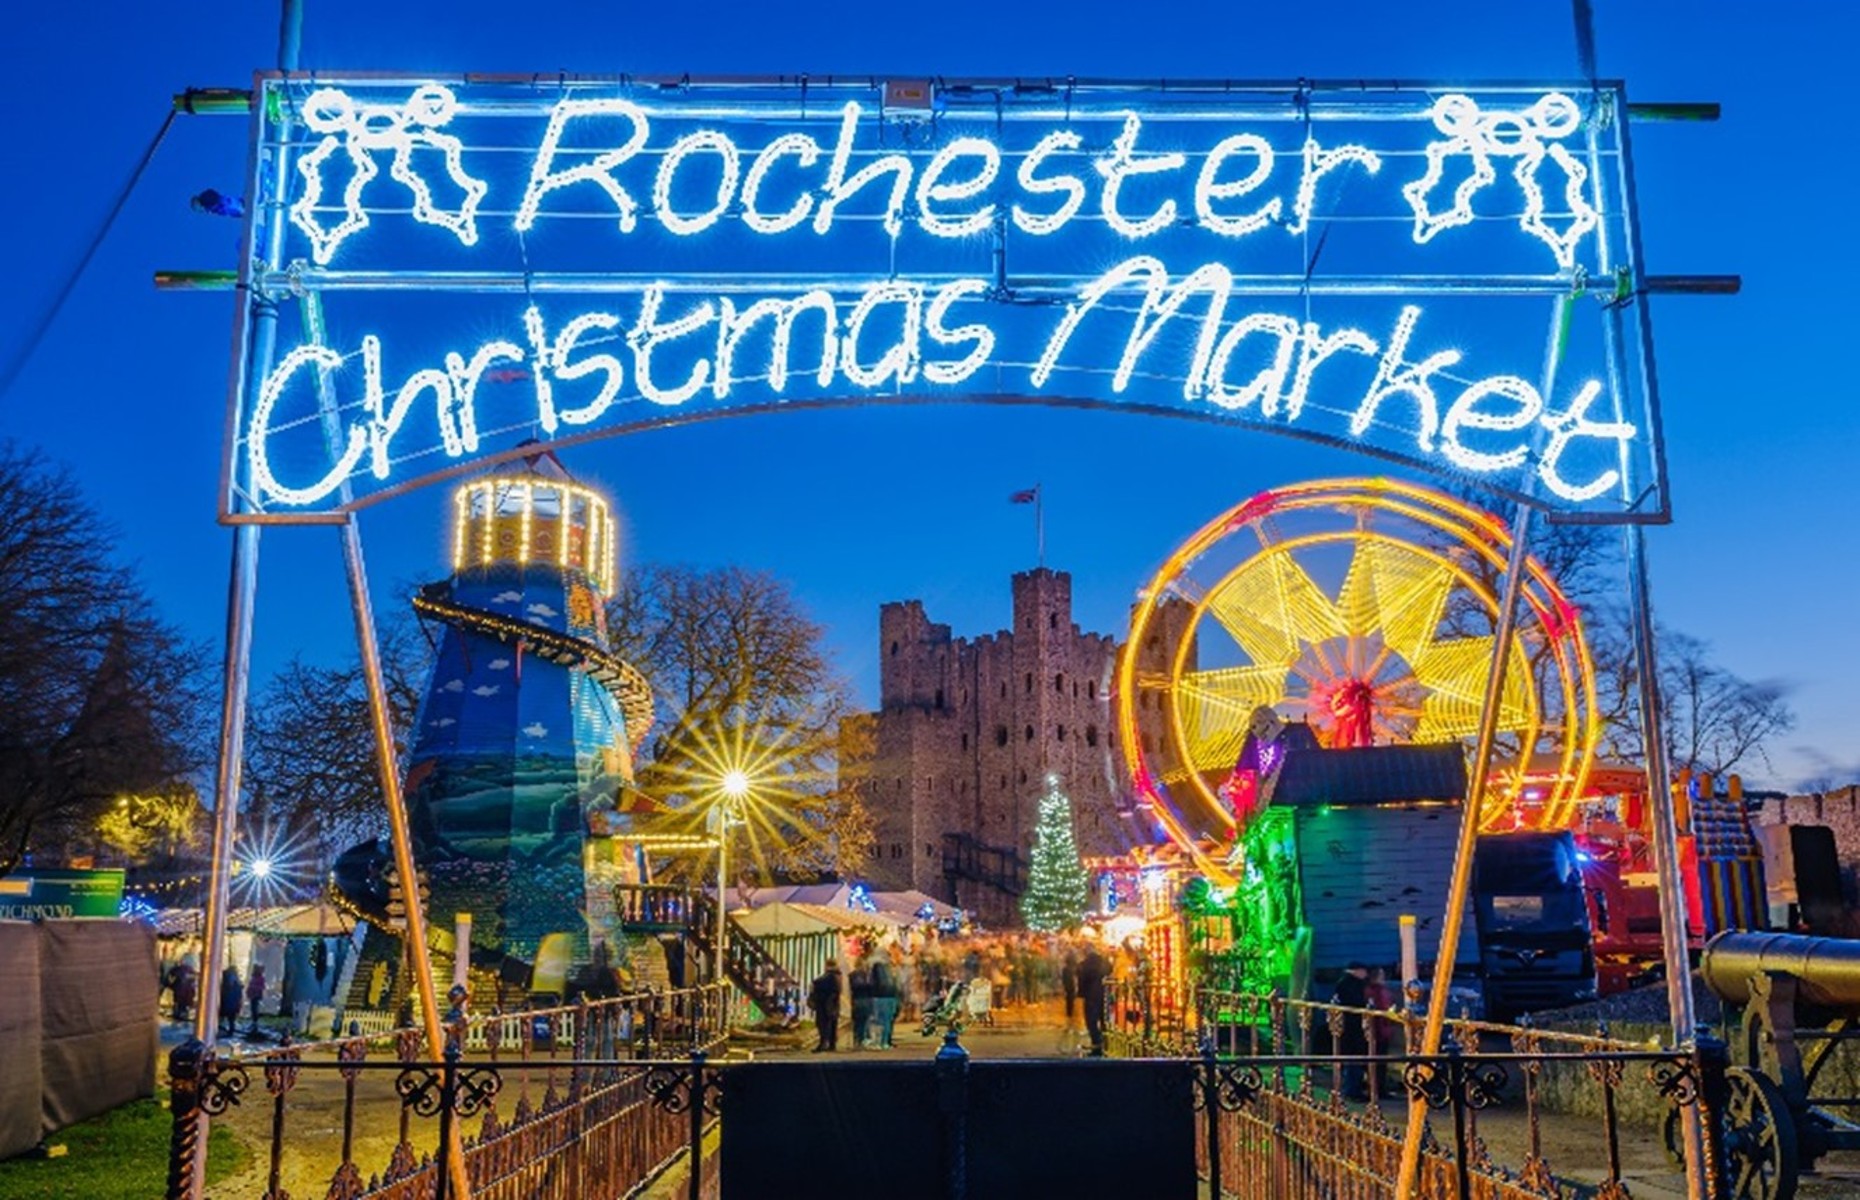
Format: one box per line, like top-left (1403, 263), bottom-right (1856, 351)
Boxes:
top-left (1010, 485), bottom-right (1045, 566)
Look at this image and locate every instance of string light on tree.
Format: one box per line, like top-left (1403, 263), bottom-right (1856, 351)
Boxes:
top-left (1020, 774), bottom-right (1089, 933)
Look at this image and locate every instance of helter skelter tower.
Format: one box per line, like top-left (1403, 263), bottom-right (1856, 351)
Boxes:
top-left (394, 453), bottom-right (656, 971)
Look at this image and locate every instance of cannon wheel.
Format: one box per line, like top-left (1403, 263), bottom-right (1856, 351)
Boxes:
top-left (1661, 1068), bottom-right (1798, 1200)
top-left (1725, 1067), bottom-right (1799, 1200)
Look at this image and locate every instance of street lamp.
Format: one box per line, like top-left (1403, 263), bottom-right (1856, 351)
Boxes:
top-left (713, 769), bottom-right (753, 981)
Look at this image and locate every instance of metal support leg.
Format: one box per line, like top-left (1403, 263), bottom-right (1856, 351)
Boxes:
top-left (1627, 519), bottom-right (1710, 1197)
top-left (185, 521), bottom-right (260, 1196)
top-left (339, 515), bottom-right (470, 1197)
top-left (1393, 501), bottom-right (1535, 1198)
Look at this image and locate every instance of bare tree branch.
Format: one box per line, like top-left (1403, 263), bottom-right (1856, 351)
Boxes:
top-left (607, 565), bottom-right (870, 883)
top-left (0, 443), bottom-right (213, 875)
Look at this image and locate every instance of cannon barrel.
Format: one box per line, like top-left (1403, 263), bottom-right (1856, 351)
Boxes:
top-left (1700, 931), bottom-right (1860, 1008)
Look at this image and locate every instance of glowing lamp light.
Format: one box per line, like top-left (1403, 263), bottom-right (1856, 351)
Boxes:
top-left (249, 857), bottom-right (274, 880)
top-left (720, 769), bottom-right (752, 801)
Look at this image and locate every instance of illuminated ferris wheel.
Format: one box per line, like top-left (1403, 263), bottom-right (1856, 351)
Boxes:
top-left (1116, 478), bottom-right (1600, 883)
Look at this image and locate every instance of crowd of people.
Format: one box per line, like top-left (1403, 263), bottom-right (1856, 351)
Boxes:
top-left (803, 930), bottom-right (1125, 1055)
top-left (159, 956), bottom-right (270, 1037)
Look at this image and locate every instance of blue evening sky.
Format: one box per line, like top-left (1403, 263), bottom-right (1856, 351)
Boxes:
top-left (1, 1), bottom-right (1853, 790)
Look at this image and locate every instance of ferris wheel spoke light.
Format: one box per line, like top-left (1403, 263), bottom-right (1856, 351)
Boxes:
top-left (1120, 477), bottom-right (1599, 875)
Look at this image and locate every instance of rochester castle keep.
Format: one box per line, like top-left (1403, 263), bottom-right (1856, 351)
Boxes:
top-left (843, 567), bottom-right (1192, 928)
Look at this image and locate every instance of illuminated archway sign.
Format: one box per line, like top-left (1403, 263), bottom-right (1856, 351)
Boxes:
top-left (224, 75), bottom-right (1665, 522)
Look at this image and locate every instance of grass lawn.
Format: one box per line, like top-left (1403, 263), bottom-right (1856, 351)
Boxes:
top-left (0, 1096), bottom-right (250, 1199)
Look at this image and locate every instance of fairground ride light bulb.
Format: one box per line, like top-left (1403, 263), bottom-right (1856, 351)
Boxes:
top-left (721, 769), bottom-right (752, 801)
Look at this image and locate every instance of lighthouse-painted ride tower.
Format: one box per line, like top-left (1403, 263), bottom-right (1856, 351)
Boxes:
top-left (404, 455), bottom-right (656, 968)
top-left (333, 455), bottom-right (656, 991)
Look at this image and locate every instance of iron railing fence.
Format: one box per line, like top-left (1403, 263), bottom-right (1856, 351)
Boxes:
top-left (1105, 983), bottom-right (1733, 1200)
top-left (172, 980), bottom-right (1734, 1200)
top-left (169, 986), bottom-right (730, 1200)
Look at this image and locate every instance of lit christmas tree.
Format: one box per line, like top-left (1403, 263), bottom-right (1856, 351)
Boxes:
top-left (1021, 775), bottom-right (1090, 931)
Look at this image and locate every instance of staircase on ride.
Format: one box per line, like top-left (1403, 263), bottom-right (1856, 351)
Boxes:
top-left (614, 883), bottom-right (801, 1025)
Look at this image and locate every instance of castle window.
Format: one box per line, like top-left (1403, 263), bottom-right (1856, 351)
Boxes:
top-left (891, 842), bottom-right (903, 859)
top-left (1000, 681), bottom-right (1008, 699)
top-left (1025, 725), bottom-right (1034, 742)
top-left (891, 640), bottom-right (899, 657)
top-left (1025, 672), bottom-right (1033, 694)
top-left (1000, 775), bottom-right (1007, 790)
top-left (1054, 672), bottom-right (1064, 694)
top-left (1019, 769), bottom-right (1027, 785)
top-left (935, 687), bottom-right (945, 709)
top-left (961, 732), bottom-right (969, 751)
top-left (926, 843), bottom-right (934, 857)
top-left (1057, 725), bottom-right (1066, 741)
top-left (995, 725), bottom-right (1008, 747)
top-left (1049, 612), bottom-right (1058, 630)
top-left (1088, 680), bottom-right (1097, 700)
top-left (1086, 725), bottom-right (1099, 748)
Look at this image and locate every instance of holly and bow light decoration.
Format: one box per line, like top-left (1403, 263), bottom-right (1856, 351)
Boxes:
top-left (226, 77), bottom-right (1665, 527)
top-left (1021, 775), bottom-right (1091, 932)
top-left (1117, 477), bottom-right (1602, 886)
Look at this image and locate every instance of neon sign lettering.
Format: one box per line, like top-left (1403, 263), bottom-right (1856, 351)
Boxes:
top-left (252, 266), bottom-right (1632, 508)
top-left (298, 87), bottom-right (1584, 260)
top-left (242, 78), bottom-right (1661, 519)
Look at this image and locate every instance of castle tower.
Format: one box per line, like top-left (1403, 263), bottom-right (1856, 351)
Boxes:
top-left (850, 568), bottom-right (1188, 928)
top-left (401, 455), bottom-right (655, 967)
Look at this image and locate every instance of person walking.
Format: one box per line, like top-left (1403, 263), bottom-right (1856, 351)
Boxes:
top-left (1061, 948), bottom-right (1080, 1026)
top-left (870, 952), bottom-right (900, 1049)
top-left (1077, 941), bottom-right (1109, 1057)
top-left (246, 964), bottom-right (268, 1035)
top-left (170, 958), bottom-right (197, 1022)
top-left (1365, 965), bottom-right (1398, 1098)
top-left (848, 958), bottom-right (875, 1048)
top-left (809, 960), bottom-right (843, 1051)
top-left (894, 947), bottom-right (918, 1021)
top-left (1332, 962), bottom-right (1371, 1101)
top-left (219, 965), bottom-right (244, 1037)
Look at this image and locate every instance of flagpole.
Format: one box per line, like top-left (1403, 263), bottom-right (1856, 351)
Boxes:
top-left (1035, 483), bottom-right (1044, 569)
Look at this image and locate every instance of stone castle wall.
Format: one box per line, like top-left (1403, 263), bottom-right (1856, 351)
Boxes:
top-left (1753, 785), bottom-right (1860, 903)
top-left (848, 568), bottom-right (1191, 926)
